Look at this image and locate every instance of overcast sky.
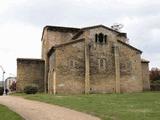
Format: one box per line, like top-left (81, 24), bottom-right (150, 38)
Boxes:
top-left (0, 0), bottom-right (160, 80)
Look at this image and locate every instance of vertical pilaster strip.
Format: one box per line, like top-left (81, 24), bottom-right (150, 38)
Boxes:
top-left (48, 71), bottom-right (50, 94)
top-left (85, 40), bottom-right (90, 94)
top-left (42, 30), bottom-right (47, 93)
top-left (45, 56), bottom-right (49, 93)
top-left (53, 50), bottom-right (56, 95)
top-left (114, 44), bottom-right (120, 93)
top-left (53, 70), bottom-right (56, 95)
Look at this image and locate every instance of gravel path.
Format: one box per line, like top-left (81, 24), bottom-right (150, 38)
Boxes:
top-left (0, 96), bottom-right (100, 120)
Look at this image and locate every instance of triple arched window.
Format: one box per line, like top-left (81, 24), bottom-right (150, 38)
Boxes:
top-left (95, 33), bottom-right (107, 44)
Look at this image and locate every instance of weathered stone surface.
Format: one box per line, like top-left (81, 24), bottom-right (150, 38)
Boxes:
top-left (45, 25), bottom-right (147, 94)
top-left (17, 25), bottom-right (150, 94)
top-left (16, 58), bottom-right (45, 92)
top-left (48, 40), bottom-right (85, 94)
top-left (118, 42), bottom-right (143, 92)
top-left (41, 27), bottom-right (78, 92)
top-left (84, 28), bottom-right (117, 93)
top-left (141, 61), bottom-right (150, 90)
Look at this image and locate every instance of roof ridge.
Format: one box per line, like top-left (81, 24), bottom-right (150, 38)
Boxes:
top-left (45, 25), bottom-right (80, 30)
top-left (81, 24), bottom-right (122, 34)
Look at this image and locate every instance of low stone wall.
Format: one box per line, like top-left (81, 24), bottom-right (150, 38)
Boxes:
top-left (16, 58), bottom-right (45, 92)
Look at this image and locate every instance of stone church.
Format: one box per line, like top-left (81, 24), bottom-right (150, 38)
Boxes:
top-left (16, 25), bottom-right (150, 94)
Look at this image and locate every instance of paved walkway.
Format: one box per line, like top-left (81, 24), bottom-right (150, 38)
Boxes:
top-left (0, 96), bottom-right (100, 120)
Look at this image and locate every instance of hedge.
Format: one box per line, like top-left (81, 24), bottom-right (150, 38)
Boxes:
top-left (24, 85), bottom-right (38, 94)
top-left (0, 87), bottom-right (4, 95)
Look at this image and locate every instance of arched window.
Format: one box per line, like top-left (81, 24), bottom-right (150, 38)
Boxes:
top-left (70, 60), bottom-right (74, 67)
top-left (98, 58), bottom-right (106, 70)
top-left (69, 60), bottom-right (78, 69)
top-left (99, 33), bottom-right (104, 43)
top-left (104, 35), bottom-right (107, 43)
top-left (95, 34), bottom-right (98, 43)
top-left (100, 59), bottom-right (104, 67)
top-left (95, 33), bottom-right (107, 44)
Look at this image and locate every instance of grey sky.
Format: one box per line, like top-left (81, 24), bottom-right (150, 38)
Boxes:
top-left (0, 0), bottom-right (160, 79)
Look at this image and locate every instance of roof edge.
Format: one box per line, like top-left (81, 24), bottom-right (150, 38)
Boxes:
top-left (41, 24), bottom-right (127, 41)
top-left (41, 25), bottom-right (80, 41)
top-left (141, 59), bottom-right (150, 63)
top-left (47, 38), bottom-right (85, 57)
top-left (45, 25), bottom-right (80, 30)
top-left (117, 40), bottom-right (142, 53)
top-left (81, 24), bottom-right (124, 34)
top-left (17, 58), bottom-right (44, 62)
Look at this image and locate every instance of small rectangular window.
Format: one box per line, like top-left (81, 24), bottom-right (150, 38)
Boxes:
top-left (69, 60), bottom-right (78, 69)
top-left (70, 60), bottom-right (74, 67)
top-left (98, 58), bottom-right (106, 70)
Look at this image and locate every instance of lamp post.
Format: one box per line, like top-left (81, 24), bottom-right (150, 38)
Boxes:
top-left (0, 65), bottom-right (6, 95)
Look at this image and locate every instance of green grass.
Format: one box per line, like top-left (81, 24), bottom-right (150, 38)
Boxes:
top-left (14, 92), bottom-right (160, 120)
top-left (0, 104), bottom-right (24, 120)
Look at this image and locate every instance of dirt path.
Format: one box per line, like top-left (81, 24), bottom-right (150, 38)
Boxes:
top-left (0, 96), bottom-right (100, 120)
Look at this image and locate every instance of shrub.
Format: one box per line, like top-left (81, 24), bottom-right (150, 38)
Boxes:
top-left (151, 83), bottom-right (160, 91)
top-left (152, 80), bottom-right (160, 84)
top-left (24, 85), bottom-right (38, 94)
top-left (0, 87), bottom-right (4, 95)
top-left (9, 81), bottom-right (16, 91)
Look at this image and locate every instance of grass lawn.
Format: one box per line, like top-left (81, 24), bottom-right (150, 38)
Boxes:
top-left (0, 104), bottom-right (24, 120)
top-left (14, 92), bottom-right (160, 120)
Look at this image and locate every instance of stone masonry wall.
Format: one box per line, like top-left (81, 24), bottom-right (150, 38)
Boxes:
top-left (118, 43), bottom-right (143, 92)
top-left (16, 58), bottom-right (45, 92)
top-left (41, 28), bottom-right (78, 92)
top-left (48, 51), bottom-right (56, 94)
top-left (53, 40), bottom-right (85, 94)
top-left (80, 27), bottom-right (119, 93)
top-left (42, 25), bottom-right (147, 94)
top-left (82, 26), bottom-right (143, 93)
top-left (141, 62), bottom-right (150, 90)
top-left (42, 30), bottom-right (76, 60)
top-left (86, 28), bottom-right (116, 93)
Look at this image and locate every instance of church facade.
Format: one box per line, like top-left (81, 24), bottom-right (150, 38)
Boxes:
top-left (16, 25), bottom-right (150, 94)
